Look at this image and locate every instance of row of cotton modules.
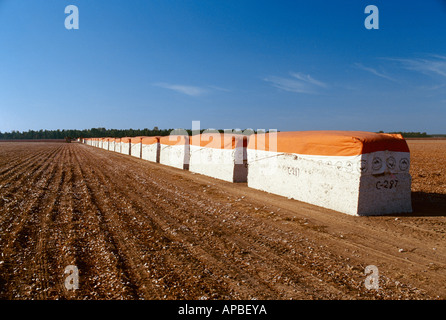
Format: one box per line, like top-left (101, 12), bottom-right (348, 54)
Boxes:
top-left (82, 131), bottom-right (412, 216)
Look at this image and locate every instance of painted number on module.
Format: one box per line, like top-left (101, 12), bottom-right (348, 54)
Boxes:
top-left (376, 179), bottom-right (398, 190)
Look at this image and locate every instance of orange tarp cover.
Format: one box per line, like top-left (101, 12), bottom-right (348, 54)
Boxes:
top-left (247, 131), bottom-right (410, 156)
top-left (130, 137), bottom-right (142, 144)
top-left (159, 135), bottom-right (189, 146)
top-left (121, 137), bottom-right (132, 143)
top-left (190, 133), bottom-right (248, 149)
top-left (141, 136), bottom-right (160, 145)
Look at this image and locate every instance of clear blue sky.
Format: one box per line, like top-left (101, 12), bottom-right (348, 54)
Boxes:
top-left (1, 0), bottom-right (445, 133)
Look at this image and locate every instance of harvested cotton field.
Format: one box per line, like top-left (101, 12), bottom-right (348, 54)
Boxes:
top-left (0, 141), bottom-right (445, 300)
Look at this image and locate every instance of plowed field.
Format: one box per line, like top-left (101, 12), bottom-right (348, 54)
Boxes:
top-left (0, 141), bottom-right (445, 300)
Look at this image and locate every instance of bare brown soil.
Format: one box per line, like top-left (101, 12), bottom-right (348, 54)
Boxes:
top-left (0, 139), bottom-right (65, 143)
top-left (0, 141), bottom-right (444, 300)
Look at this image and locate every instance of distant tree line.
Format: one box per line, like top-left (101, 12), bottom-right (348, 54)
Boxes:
top-left (0, 127), bottom-right (264, 140)
top-left (377, 131), bottom-right (432, 138)
top-left (0, 127), bottom-right (174, 140)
